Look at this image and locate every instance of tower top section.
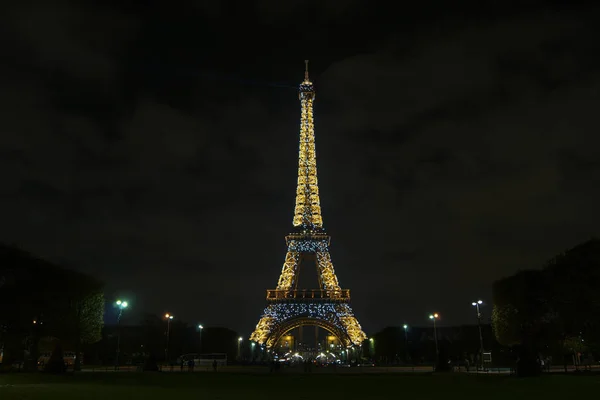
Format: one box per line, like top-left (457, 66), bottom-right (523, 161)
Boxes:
top-left (293, 61), bottom-right (323, 230)
top-left (299, 59), bottom-right (315, 100)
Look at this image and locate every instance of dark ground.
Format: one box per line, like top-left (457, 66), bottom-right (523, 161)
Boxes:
top-left (0, 371), bottom-right (598, 399)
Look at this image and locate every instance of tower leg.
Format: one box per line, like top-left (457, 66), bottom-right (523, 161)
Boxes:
top-left (276, 251), bottom-right (300, 290)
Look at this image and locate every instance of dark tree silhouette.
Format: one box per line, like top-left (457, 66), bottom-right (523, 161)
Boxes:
top-left (0, 244), bottom-right (104, 371)
top-left (492, 239), bottom-right (600, 376)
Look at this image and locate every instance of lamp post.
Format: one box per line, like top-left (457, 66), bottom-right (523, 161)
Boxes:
top-left (429, 313), bottom-right (440, 361)
top-left (198, 324), bottom-right (203, 354)
top-left (472, 300), bottom-right (484, 370)
top-left (369, 338), bottom-right (375, 359)
top-left (115, 300), bottom-right (128, 370)
top-left (403, 324), bottom-right (409, 363)
top-left (164, 313), bottom-right (174, 364)
top-left (237, 337), bottom-right (243, 361)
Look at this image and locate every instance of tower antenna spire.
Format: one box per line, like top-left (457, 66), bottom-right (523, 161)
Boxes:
top-left (304, 60), bottom-right (309, 81)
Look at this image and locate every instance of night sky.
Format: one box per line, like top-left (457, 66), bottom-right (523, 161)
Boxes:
top-left (1, 0), bottom-right (599, 335)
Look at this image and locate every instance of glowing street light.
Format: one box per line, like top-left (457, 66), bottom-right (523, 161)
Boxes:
top-left (429, 313), bottom-right (440, 359)
top-left (164, 313), bottom-right (174, 363)
top-left (198, 324), bottom-right (204, 353)
top-left (472, 300), bottom-right (485, 369)
top-left (368, 338), bottom-right (375, 359)
top-left (402, 324), bottom-right (409, 362)
top-left (115, 300), bottom-right (129, 370)
top-left (237, 337), bottom-right (243, 360)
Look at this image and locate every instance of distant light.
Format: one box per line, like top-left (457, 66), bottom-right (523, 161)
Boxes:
top-left (403, 324), bottom-right (408, 329)
top-left (122, 301), bottom-right (128, 308)
top-left (198, 324), bottom-right (203, 329)
top-left (116, 300), bottom-right (122, 305)
top-left (165, 313), bottom-right (173, 319)
top-left (238, 337), bottom-right (243, 342)
top-left (369, 338), bottom-right (374, 342)
top-left (478, 300), bottom-right (483, 305)
top-left (472, 302), bottom-right (477, 306)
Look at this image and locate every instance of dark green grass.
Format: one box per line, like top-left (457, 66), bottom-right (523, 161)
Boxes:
top-left (0, 372), bottom-right (598, 400)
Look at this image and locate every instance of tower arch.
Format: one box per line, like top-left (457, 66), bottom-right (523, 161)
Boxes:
top-left (266, 316), bottom-right (352, 348)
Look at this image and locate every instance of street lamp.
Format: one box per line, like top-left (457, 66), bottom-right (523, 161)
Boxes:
top-left (198, 324), bottom-right (204, 354)
top-left (403, 324), bottom-right (409, 362)
top-left (472, 300), bottom-right (485, 370)
top-left (164, 313), bottom-right (174, 363)
top-left (115, 300), bottom-right (128, 370)
top-left (429, 313), bottom-right (440, 360)
top-left (237, 337), bottom-right (243, 361)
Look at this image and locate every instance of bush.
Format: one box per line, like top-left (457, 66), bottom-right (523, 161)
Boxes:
top-left (43, 343), bottom-right (67, 374)
top-left (143, 354), bottom-right (159, 372)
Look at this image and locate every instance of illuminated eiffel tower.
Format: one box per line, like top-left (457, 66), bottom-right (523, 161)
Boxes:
top-left (249, 61), bottom-right (367, 349)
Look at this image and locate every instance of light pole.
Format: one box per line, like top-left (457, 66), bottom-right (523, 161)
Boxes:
top-left (164, 313), bottom-right (174, 364)
top-left (403, 324), bottom-right (409, 363)
top-left (198, 324), bottom-right (203, 354)
top-left (115, 300), bottom-right (128, 370)
top-left (369, 338), bottom-right (375, 359)
top-left (472, 300), bottom-right (484, 370)
top-left (429, 313), bottom-right (439, 362)
top-left (237, 337), bottom-right (243, 361)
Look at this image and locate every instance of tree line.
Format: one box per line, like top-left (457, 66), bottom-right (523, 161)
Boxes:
top-left (492, 238), bottom-right (600, 375)
top-left (0, 244), bottom-right (246, 371)
top-left (0, 244), bottom-right (104, 372)
top-left (90, 318), bottom-right (242, 367)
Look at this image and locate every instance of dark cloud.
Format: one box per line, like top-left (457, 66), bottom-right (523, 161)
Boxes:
top-left (1, 0), bottom-right (599, 333)
top-left (314, 9), bottom-right (600, 326)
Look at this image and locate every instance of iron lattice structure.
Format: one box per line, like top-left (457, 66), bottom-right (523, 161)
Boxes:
top-left (249, 62), bottom-right (367, 348)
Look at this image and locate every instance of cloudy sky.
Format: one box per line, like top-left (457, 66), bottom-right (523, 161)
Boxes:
top-left (1, 0), bottom-right (599, 334)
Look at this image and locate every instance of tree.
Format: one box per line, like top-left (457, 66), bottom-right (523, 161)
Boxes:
top-left (492, 270), bottom-right (550, 347)
top-left (41, 270), bottom-right (104, 371)
top-left (491, 239), bottom-right (600, 375)
top-left (543, 240), bottom-right (600, 350)
top-left (71, 290), bottom-right (105, 371)
top-left (0, 244), bottom-right (104, 371)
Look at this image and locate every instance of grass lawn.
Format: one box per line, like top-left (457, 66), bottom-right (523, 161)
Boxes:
top-left (0, 371), bottom-right (597, 399)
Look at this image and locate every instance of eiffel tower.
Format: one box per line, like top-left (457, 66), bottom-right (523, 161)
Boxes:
top-left (249, 61), bottom-right (367, 350)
